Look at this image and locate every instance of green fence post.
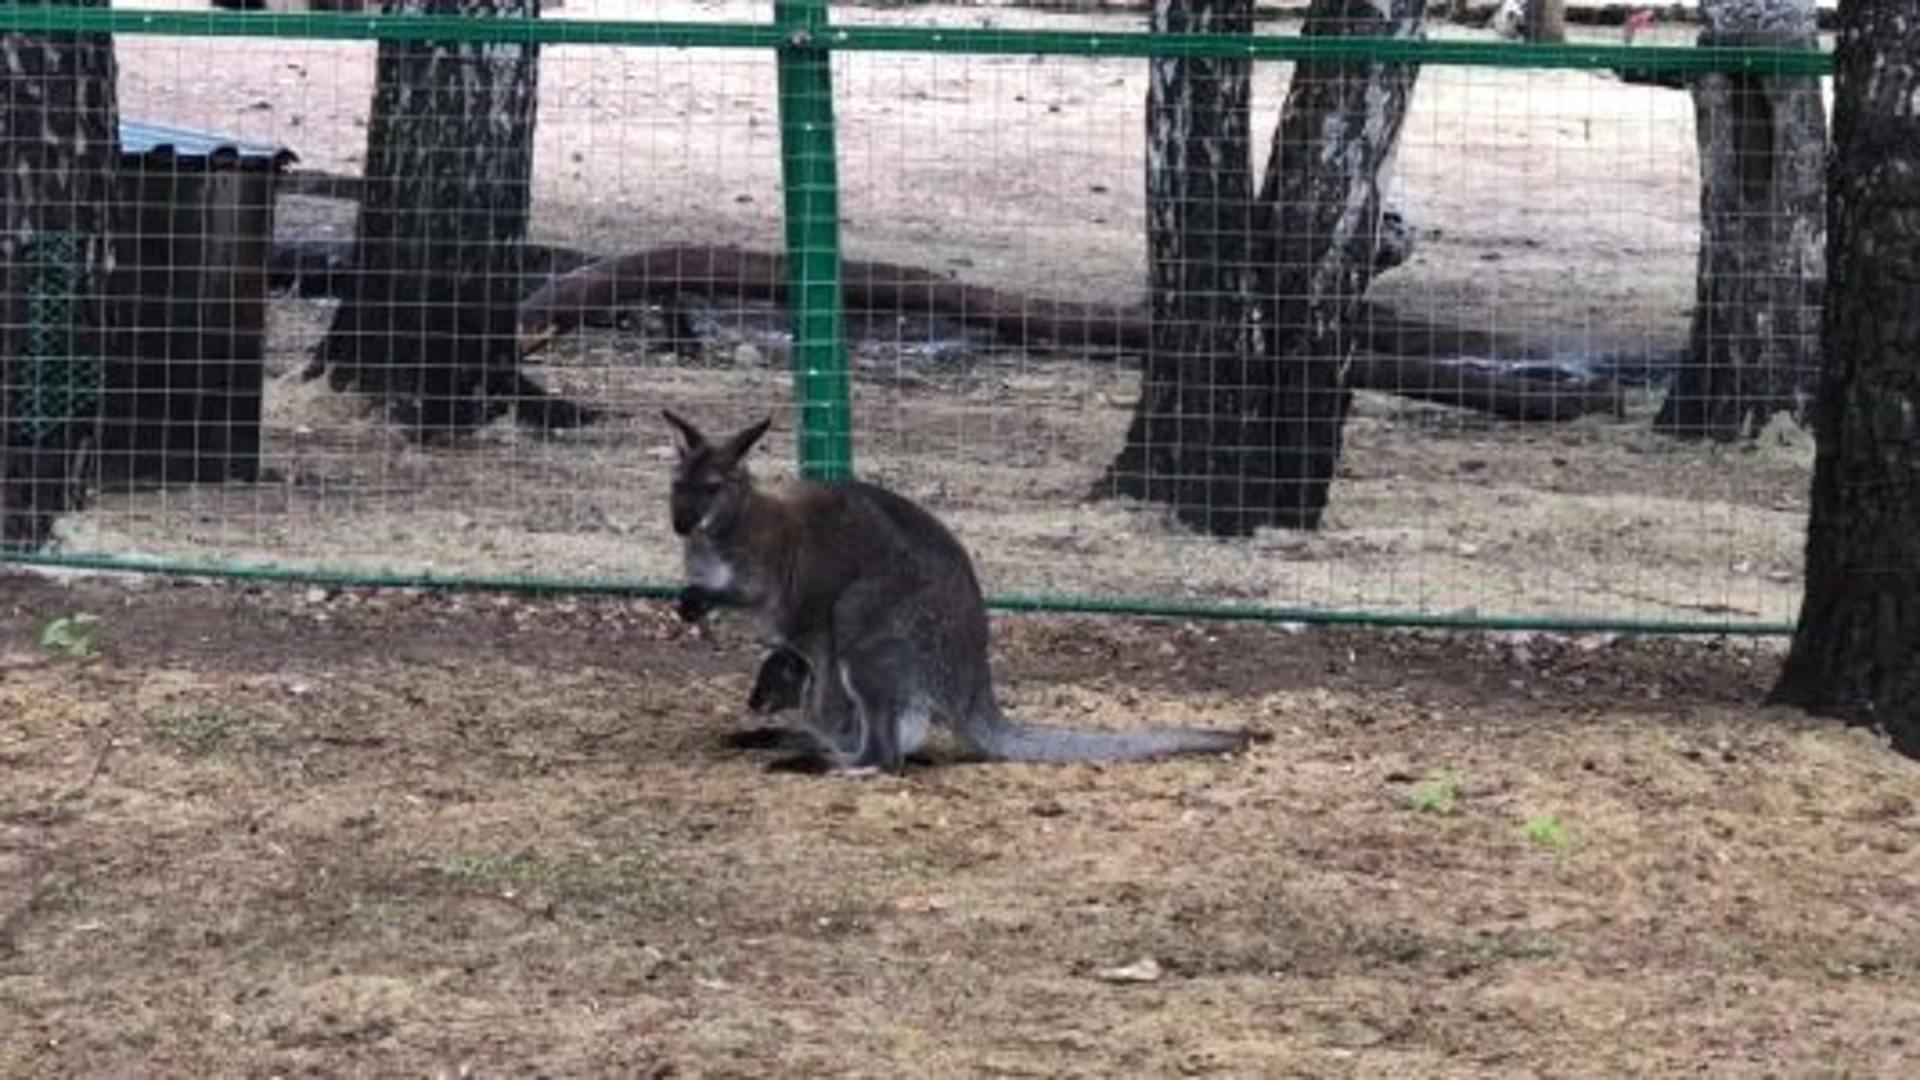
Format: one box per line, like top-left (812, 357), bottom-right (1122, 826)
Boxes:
top-left (774, 0), bottom-right (853, 482)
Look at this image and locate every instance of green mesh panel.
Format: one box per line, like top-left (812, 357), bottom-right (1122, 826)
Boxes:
top-left (14, 230), bottom-right (101, 446)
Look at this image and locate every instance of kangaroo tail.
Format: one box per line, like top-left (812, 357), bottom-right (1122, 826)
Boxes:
top-left (966, 706), bottom-right (1265, 764)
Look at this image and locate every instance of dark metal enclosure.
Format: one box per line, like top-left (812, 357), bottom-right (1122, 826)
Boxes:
top-left (102, 118), bottom-right (295, 486)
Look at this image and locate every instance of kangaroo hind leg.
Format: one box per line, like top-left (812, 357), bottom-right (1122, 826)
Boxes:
top-left (833, 641), bottom-right (933, 776)
top-left (763, 644), bottom-right (862, 774)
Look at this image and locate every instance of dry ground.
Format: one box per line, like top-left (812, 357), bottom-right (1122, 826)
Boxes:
top-left (4, 573), bottom-right (1918, 1077)
top-left (39, 1), bottom-right (1812, 627)
top-left (8, 8), bottom-right (1902, 1078)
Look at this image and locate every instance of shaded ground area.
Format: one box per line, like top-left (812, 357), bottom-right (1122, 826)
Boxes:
top-left (4, 573), bottom-right (1916, 1076)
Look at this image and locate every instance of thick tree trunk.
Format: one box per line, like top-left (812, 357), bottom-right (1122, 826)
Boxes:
top-left (311, 0), bottom-right (595, 441)
top-left (1246, 0), bottom-right (1426, 532)
top-left (1770, 2), bottom-right (1920, 758)
top-left (1654, 0), bottom-right (1825, 441)
top-left (0, 2), bottom-right (118, 551)
top-left (1103, 0), bottom-right (1425, 536)
top-left (1523, 0), bottom-right (1567, 41)
top-left (1098, 0), bottom-right (1260, 529)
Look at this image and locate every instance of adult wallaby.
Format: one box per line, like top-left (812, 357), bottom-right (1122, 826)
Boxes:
top-left (663, 409), bottom-right (1265, 774)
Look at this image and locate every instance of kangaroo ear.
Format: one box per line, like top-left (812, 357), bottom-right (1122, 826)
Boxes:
top-left (661, 409), bottom-right (706, 458)
top-left (722, 415), bottom-right (774, 463)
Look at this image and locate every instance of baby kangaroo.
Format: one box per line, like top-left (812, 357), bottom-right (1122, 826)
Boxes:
top-left (663, 409), bottom-right (1265, 774)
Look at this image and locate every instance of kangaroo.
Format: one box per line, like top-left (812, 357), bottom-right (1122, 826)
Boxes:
top-left (676, 577), bottom-right (812, 750)
top-left (663, 409), bottom-right (1266, 774)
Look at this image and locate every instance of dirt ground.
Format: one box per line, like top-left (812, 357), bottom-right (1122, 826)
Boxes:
top-left (3, 572), bottom-right (1918, 1077)
top-left (12, 8), bottom-right (1900, 1077)
top-left (40, 1), bottom-right (1812, 628)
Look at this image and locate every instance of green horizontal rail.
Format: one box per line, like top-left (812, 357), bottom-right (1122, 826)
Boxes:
top-left (0, 552), bottom-right (1795, 636)
top-left (0, 9), bottom-right (1833, 75)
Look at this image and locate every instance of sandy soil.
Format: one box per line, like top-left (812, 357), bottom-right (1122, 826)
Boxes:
top-left (54, 2), bottom-right (1815, 628)
top-left (4, 575), bottom-right (1916, 1076)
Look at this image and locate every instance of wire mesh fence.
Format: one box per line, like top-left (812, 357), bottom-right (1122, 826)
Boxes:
top-left (0, 1), bottom-right (1832, 632)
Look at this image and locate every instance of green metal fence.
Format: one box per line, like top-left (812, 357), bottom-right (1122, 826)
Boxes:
top-left (0, 4), bottom-right (1834, 635)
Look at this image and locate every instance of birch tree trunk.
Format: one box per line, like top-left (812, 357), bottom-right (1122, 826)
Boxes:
top-left (1098, 0), bottom-right (1260, 527)
top-left (1772, 0), bottom-right (1920, 757)
top-left (1655, 0), bottom-right (1825, 440)
top-left (0, 0), bottom-right (118, 550)
top-left (310, 0), bottom-right (595, 440)
top-left (1102, 0), bottom-right (1425, 536)
top-left (1246, 0), bottom-right (1425, 533)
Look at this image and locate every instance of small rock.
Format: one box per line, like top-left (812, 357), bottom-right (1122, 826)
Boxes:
top-left (1093, 957), bottom-right (1163, 984)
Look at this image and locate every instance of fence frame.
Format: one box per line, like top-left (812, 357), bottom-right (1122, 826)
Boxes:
top-left (0, 5), bottom-right (1834, 634)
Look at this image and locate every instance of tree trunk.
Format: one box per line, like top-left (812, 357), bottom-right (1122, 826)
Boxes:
top-left (1102, 0), bottom-right (1426, 536)
top-left (310, 0), bottom-right (595, 441)
top-left (0, 1), bottom-right (118, 551)
top-left (1098, 0), bottom-right (1260, 529)
top-left (1654, 0), bottom-right (1825, 441)
top-left (1246, 0), bottom-right (1426, 532)
top-left (1523, 0), bottom-right (1567, 41)
top-left (1770, 1), bottom-right (1920, 757)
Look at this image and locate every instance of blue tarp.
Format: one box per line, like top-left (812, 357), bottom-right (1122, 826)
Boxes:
top-left (119, 118), bottom-right (297, 169)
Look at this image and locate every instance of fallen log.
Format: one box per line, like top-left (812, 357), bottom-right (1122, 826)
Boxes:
top-left (277, 169), bottom-right (365, 202)
top-left (270, 236), bottom-right (599, 299)
top-left (516, 244), bottom-right (1624, 422)
top-left (1347, 355), bottom-right (1624, 422)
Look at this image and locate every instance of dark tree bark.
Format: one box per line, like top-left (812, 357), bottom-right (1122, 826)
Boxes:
top-left (1655, 0), bottom-right (1825, 441)
top-left (1771, 0), bottom-right (1920, 757)
top-left (1246, 0), bottom-right (1424, 532)
top-left (1102, 0), bottom-right (1426, 536)
top-left (0, 1), bottom-right (118, 551)
top-left (308, 0), bottom-right (597, 441)
top-left (1098, 0), bottom-right (1261, 530)
top-left (1523, 0), bottom-right (1567, 42)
